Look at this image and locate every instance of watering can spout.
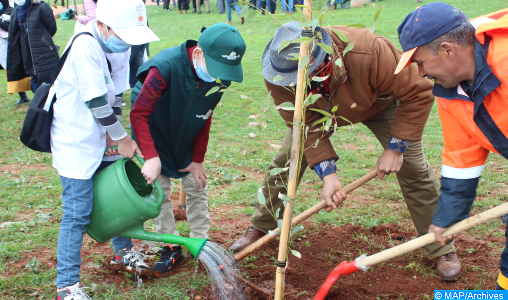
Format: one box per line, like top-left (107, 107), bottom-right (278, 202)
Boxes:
top-left (118, 225), bottom-right (207, 257)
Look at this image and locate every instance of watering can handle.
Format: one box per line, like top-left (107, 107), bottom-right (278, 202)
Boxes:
top-left (105, 146), bottom-right (165, 206)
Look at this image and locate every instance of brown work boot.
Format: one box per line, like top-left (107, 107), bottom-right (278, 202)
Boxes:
top-left (437, 252), bottom-right (461, 281)
top-left (230, 226), bottom-right (265, 252)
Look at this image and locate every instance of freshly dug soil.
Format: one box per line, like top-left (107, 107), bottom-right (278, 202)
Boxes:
top-left (5, 201), bottom-right (503, 299)
top-left (225, 223), bottom-right (504, 299)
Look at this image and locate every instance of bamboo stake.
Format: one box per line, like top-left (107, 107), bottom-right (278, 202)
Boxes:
top-left (234, 169), bottom-right (377, 260)
top-left (274, 2), bottom-right (313, 299)
top-left (179, 181), bottom-right (186, 210)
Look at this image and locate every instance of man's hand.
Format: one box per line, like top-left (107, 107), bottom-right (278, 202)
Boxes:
top-left (141, 157), bottom-right (161, 185)
top-left (429, 224), bottom-right (454, 246)
top-left (179, 162), bottom-right (206, 190)
top-left (321, 173), bottom-right (346, 212)
top-left (375, 148), bottom-right (403, 179)
top-left (117, 136), bottom-right (143, 159)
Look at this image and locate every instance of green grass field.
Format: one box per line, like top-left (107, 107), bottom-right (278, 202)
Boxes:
top-left (1, 0), bottom-right (508, 299)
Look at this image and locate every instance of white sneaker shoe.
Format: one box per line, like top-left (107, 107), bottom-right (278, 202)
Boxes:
top-left (111, 247), bottom-right (153, 276)
top-left (56, 282), bottom-right (92, 300)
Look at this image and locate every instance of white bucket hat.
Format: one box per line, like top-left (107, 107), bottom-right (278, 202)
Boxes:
top-left (96, 0), bottom-right (159, 45)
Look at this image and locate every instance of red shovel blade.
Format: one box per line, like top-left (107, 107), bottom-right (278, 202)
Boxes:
top-left (313, 261), bottom-right (360, 300)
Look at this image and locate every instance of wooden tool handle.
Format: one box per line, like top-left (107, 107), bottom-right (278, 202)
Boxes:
top-left (360, 202), bottom-right (508, 267)
top-left (234, 169), bottom-right (378, 260)
top-left (179, 181), bottom-right (186, 206)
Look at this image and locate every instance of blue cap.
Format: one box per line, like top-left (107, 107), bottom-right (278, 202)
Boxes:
top-left (394, 2), bottom-right (467, 74)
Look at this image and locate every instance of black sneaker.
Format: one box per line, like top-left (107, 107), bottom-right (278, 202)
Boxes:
top-left (111, 247), bottom-right (152, 276)
top-left (56, 282), bottom-right (91, 300)
top-left (152, 245), bottom-right (184, 276)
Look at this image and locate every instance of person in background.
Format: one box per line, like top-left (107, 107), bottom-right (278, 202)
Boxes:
top-left (163, 0), bottom-right (172, 11)
top-left (50, 0), bottom-right (159, 298)
top-left (196, 0), bottom-right (209, 14)
top-left (76, 0), bottom-right (97, 25)
top-left (395, 3), bottom-right (508, 287)
top-left (0, 0), bottom-right (30, 104)
top-left (178, 0), bottom-right (190, 14)
top-left (281, 0), bottom-right (293, 13)
top-left (129, 23), bottom-right (246, 276)
top-left (7, 0), bottom-right (59, 93)
top-left (225, 0), bottom-right (244, 24)
top-left (217, 0), bottom-right (225, 14)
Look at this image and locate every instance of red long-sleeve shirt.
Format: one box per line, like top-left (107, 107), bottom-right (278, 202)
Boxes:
top-left (130, 46), bottom-right (212, 163)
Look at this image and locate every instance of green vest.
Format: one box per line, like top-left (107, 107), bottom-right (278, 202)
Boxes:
top-left (131, 40), bottom-right (231, 179)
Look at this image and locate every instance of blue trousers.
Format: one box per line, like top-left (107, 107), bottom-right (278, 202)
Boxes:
top-left (226, 0), bottom-right (241, 21)
top-left (56, 162), bottom-right (133, 288)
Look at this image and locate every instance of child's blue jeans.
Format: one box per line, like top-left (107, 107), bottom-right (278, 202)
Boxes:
top-left (56, 164), bottom-right (133, 288)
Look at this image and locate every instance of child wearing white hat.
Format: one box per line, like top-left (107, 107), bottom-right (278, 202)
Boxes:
top-left (51, 1), bottom-right (158, 299)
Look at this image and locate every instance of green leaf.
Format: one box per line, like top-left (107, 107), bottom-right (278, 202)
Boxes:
top-left (319, 4), bottom-right (329, 15)
top-left (370, 25), bottom-right (376, 33)
top-left (268, 230), bottom-right (279, 236)
top-left (293, 225), bottom-right (304, 234)
top-left (241, 100), bottom-right (253, 107)
top-left (312, 116), bottom-right (330, 127)
top-left (373, 29), bottom-right (389, 38)
top-left (331, 105), bottom-right (338, 113)
top-left (291, 249), bottom-right (302, 259)
top-left (272, 75), bottom-right (285, 82)
top-left (299, 55), bottom-right (310, 69)
top-left (278, 39), bottom-right (291, 54)
top-left (325, 118), bottom-right (332, 128)
top-left (266, 92), bottom-right (272, 107)
top-left (205, 86), bottom-right (220, 96)
top-left (317, 42), bottom-right (333, 54)
top-left (309, 108), bottom-right (332, 117)
top-left (335, 58), bottom-right (343, 68)
top-left (278, 192), bottom-right (290, 201)
top-left (346, 23), bottom-right (366, 29)
top-left (239, 5), bottom-right (249, 18)
top-left (294, 4), bottom-right (310, 10)
top-left (270, 167), bottom-right (289, 176)
top-left (266, 20), bottom-right (275, 34)
top-left (215, 78), bottom-right (221, 84)
top-left (343, 43), bottom-right (354, 56)
top-left (280, 102), bottom-right (295, 111)
top-left (306, 93), bottom-right (322, 105)
top-left (292, 36), bottom-right (313, 44)
top-left (311, 75), bottom-right (329, 82)
top-left (275, 207), bottom-right (281, 218)
top-left (246, 10), bottom-right (257, 22)
top-left (331, 29), bottom-right (349, 43)
top-left (257, 188), bottom-right (266, 205)
top-left (374, 8), bottom-right (382, 21)
top-left (278, 219), bottom-right (284, 229)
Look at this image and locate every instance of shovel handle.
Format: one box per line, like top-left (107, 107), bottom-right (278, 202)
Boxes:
top-left (105, 146), bottom-right (165, 206)
top-left (359, 201), bottom-right (508, 267)
top-left (234, 169), bottom-right (378, 260)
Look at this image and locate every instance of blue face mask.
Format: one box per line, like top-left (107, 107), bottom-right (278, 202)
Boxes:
top-left (193, 55), bottom-right (216, 83)
top-left (102, 28), bottom-right (131, 53)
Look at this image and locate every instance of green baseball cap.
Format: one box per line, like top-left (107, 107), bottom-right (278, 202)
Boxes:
top-left (198, 23), bottom-right (246, 82)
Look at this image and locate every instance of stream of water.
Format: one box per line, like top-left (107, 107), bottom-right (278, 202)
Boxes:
top-left (197, 242), bottom-right (246, 300)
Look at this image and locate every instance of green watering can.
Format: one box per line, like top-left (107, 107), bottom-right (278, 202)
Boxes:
top-left (85, 147), bottom-right (207, 257)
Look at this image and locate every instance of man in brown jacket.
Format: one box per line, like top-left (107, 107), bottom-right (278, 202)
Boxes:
top-left (230, 22), bottom-right (461, 280)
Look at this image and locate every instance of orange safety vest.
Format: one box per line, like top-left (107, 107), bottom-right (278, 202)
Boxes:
top-left (435, 10), bottom-right (508, 179)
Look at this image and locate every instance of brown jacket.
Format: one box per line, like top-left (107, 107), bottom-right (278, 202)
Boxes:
top-left (265, 26), bottom-right (434, 169)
